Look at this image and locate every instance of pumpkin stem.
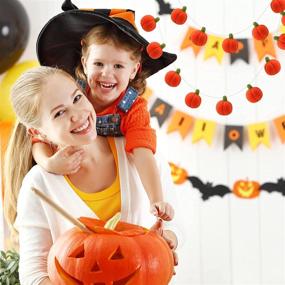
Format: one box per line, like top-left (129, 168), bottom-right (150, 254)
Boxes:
top-left (253, 22), bottom-right (259, 27)
top-left (247, 84), bottom-right (252, 89)
top-left (229, 33), bottom-right (234, 39)
top-left (182, 6), bottom-right (187, 12)
top-left (195, 89), bottom-right (200, 94)
top-left (265, 56), bottom-right (270, 62)
top-left (222, 96), bottom-right (228, 101)
top-left (104, 212), bottom-right (121, 230)
top-left (201, 27), bottom-right (206, 33)
top-left (281, 11), bottom-right (285, 16)
top-left (160, 43), bottom-right (166, 49)
top-left (274, 35), bottom-right (279, 40)
top-left (155, 17), bottom-right (160, 22)
top-left (176, 68), bottom-right (181, 74)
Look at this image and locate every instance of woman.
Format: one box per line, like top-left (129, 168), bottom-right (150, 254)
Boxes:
top-left (4, 66), bottom-right (178, 285)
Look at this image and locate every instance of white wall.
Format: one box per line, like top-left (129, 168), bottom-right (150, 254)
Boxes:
top-left (1, 0), bottom-right (285, 284)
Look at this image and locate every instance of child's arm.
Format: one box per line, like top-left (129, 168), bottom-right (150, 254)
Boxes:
top-left (132, 147), bottom-right (174, 221)
top-left (32, 142), bottom-right (84, 175)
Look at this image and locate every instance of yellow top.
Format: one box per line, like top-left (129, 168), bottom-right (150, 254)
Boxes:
top-left (65, 138), bottom-right (121, 221)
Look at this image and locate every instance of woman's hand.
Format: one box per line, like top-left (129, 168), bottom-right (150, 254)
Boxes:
top-left (150, 219), bottom-right (179, 270)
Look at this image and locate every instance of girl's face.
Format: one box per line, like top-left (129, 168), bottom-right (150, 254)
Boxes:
top-left (81, 42), bottom-right (140, 111)
top-left (38, 73), bottom-right (97, 146)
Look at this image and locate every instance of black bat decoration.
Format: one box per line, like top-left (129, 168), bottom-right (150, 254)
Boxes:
top-left (260, 178), bottom-right (285, 196)
top-left (188, 176), bottom-right (231, 200)
top-left (154, 0), bottom-right (173, 15)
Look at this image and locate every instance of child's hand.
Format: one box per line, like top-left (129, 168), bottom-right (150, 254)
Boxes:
top-left (150, 201), bottom-right (174, 221)
top-left (47, 146), bottom-right (84, 175)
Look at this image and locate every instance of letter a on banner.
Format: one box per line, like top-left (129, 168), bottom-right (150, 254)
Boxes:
top-left (149, 98), bottom-right (173, 127)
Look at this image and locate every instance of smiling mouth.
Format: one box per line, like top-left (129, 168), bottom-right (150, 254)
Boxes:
top-left (71, 118), bottom-right (90, 134)
top-left (98, 82), bottom-right (116, 89)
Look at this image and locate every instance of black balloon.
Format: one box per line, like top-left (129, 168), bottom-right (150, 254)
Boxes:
top-left (0, 0), bottom-right (30, 74)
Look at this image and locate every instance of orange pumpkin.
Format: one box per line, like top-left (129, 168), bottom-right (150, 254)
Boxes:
top-left (48, 217), bottom-right (174, 285)
top-left (185, 89), bottom-right (201, 108)
top-left (233, 180), bottom-right (260, 198)
top-left (246, 84), bottom-right (263, 103)
top-left (252, 22), bottom-right (269, 41)
top-left (146, 42), bottom-right (165, 59)
top-left (190, 27), bottom-right (208, 46)
top-left (169, 162), bottom-right (188, 184)
top-left (216, 96), bottom-right (233, 116)
top-left (264, 57), bottom-right (281, 75)
top-left (274, 33), bottom-right (285, 50)
top-left (171, 6), bottom-right (188, 25)
top-left (165, 69), bottom-right (181, 87)
top-left (140, 15), bottom-right (160, 32)
top-left (270, 0), bottom-right (285, 13)
top-left (222, 34), bottom-right (239, 53)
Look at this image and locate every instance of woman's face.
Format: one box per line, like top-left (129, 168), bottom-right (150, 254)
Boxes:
top-left (38, 73), bottom-right (97, 146)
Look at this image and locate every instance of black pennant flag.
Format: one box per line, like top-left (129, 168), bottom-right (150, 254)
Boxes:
top-left (230, 39), bottom-right (249, 64)
top-left (150, 98), bottom-right (173, 127)
top-left (224, 125), bottom-right (243, 150)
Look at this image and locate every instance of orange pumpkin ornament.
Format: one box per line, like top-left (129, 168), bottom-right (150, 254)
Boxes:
top-left (165, 69), bottom-right (181, 87)
top-left (146, 42), bottom-right (166, 59)
top-left (264, 57), bottom-right (281, 75)
top-left (270, 0), bottom-right (285, 13)
top-left (281, 11), bottom-right (285, 25)
top-left (252, 22), bottom-right (269, 41)
top-left (48, 216), bottom-right (174, 285)
top-left (169, 162), bottom-right (188, 184)
top-left (246, 84), bottom-right (263, 103)
top-left (140, 15), bottom-right (160, 32)
top-left (274, 33), bottom-right (285, 50)
top-left (185, 89), bottom-right (201, 108)
top-left (222, 34), bottom-right (239, 53)
top-left (233, 180), bottom-right (260, 199)
top-left (216, 96), bottom-right (233, 116)
top-left (190, 27), bottom-right (208, 46)
top-left (171, 6), bottom-right (188, 25)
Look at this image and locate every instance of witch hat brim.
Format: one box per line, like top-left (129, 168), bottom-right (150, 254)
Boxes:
top-left (37, 8), bottom-right (177, 78)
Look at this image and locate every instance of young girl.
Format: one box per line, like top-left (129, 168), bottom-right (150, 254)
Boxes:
top-left (35, 1), bottom-right (177, 221)
top-left (4, 66), bottom-right (178, 284)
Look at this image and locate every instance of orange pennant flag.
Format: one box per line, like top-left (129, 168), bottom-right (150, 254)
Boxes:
top-left (253, 34), bottom-right (276, 61)
top-left (167, 111), bottom-right (193, 139)
top-left (180, 27), bottom-right (202, 56)
top-left (273, 115), bottom-right (285, 143)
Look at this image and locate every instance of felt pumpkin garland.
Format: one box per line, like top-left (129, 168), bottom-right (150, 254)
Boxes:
top-left (246, 84), bottom-right (263, 103)
top-left (252, 22), bottom-right (269, 41)
top-left (185, 89), bottom-right (202, 108)
top-left (171, 6), bottom-right (188, 25)
top-left (222, 34), bottom-right (239, 53)
top-left (270, 0), bottom-right (285, 13)
top-left (274, 33), bottom-right (285, 49)
top-left (48, 215), bottom-right (174, 285)
top-left (216, 96), bottom-right (233, 116)
top-left (264, 57), bottom-right (281, 75)
top-left (190, 27), bottom-right (208, 46)
top-left (165, 68), bottom-right (181, 87)
top-left (146, 42), bottom-right (166, 59)
top-left (140, 15), bottom-right (160, 32)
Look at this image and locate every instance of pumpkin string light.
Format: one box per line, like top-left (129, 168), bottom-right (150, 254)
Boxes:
top-left (274, 33), bottom-right (285, 49)
top-left (140, 15), bottom-right (160, 32)
top-left (146, 42), bottom-right (166, 59)
top-left (171, 6), bottom-right (188, 25)
top-left (264, 57), bottom-right (281, 75)
top-left (252, 22), bottom-right (269, 40)
top-left (165, 68), bottom-right (181, 87)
